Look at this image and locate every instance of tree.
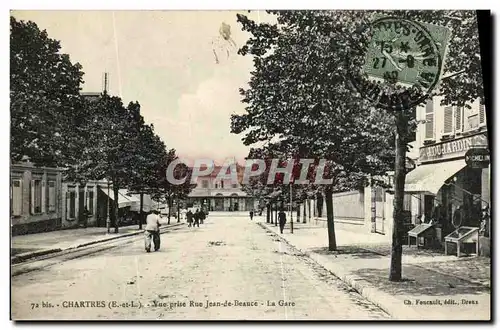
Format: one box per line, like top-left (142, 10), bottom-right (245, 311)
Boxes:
top-left (78, 93), bottom-right (137, 233)
top-left (233, 11), bottom-right (395, 250)
top-left (125, 102), bottom-right (169, 229)
top-left (154, 154), bottom-right (196, 225)
top-left (234, 10), bottom-right (484, 281)
top-left (10, 16), bottom-right (85, 167)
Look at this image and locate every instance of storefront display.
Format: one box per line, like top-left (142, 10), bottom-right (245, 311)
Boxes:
top-left (444, 226), bottom-right (479, 257)
top-left (408, 223), bottom-right (436, 248)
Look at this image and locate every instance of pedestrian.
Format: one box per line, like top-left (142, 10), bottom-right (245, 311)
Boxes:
top-left (186, 209), bottom-right (193, 227)
top-left (278, 209), bottom-right (287, 234)
top-left (200, 209), bottom-right (206, 224)
top-left (193, 209), bottom-right (201, 227)
top-left (249, 209), bottom-right (254, 221)
top-left (144, 210), bottom-right (162, 252)
top-left (79, 206), bottom-right (90, 228)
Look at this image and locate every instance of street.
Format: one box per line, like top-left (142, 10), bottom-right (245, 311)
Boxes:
top-left (11, 215), bottom-right (389, 320)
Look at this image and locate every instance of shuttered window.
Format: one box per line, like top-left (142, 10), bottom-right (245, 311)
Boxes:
top-left (68, 191), bottom-right (76, 219)
top-left (443, 106), bottom-right (453, 134)
top-left (479, 104), bottom-right (486, 125)
top-left (31, 179), bottom-right (43, 214)
top-left (11, 179), bottom-right (22, 216)
top-left (455, 107), bottom-right (463, 133)
top-left (48, 181), bottom-right (56, 212)
top-left (425, 99), bottom-right (434, 139)
top-left (88, 191), bottom-right (94, 215)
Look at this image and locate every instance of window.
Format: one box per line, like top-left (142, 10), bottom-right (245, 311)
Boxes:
top-left (68, 191), bottom-right (76, 219)
top-left (479, 104), bottom-right (486, 126)
top-left (424, 99), bottom-right (434, 139)
top-left (455, 107), bottom-right (463, 133)
top-left (215, 183), bottom-right (218, 189)
top-left (467, 114), bottom-right (479, 131)
top-left (31, 179), bottom-right (43, 214)
top-left (88, 190), bottom-right (94, 214)
top-left (221, 181), bottom-right (224, 189)
top-left (202, 180), bottom-right (209, 189)
top-left (232, 184), bottom-right (237, 189)
top-left (48, 180), bottom-right (56, 212)
top-left (11, 179), bottom-right (22, 216)
top-left (443, 106), bottom-right (453, 134)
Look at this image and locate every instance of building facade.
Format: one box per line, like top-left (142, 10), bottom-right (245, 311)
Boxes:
top-left (10, 161), bottom-right (63, 235)
top-left (403, 96), bottom-right (489, 249)
top-left (309, 96), bottom-right (489, 254)
top-left (187, 163), bottom-right (259, 212)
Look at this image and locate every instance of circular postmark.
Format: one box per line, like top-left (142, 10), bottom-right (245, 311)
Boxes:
top-left (349, 16), bottom-right (443, 111)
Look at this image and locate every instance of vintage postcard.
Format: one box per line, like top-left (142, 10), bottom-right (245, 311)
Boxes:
top-left (9, 8), bottom-right (491, 321)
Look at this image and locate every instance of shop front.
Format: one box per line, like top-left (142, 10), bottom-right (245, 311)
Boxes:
top-left (403, 132), bottom-right (490, 256)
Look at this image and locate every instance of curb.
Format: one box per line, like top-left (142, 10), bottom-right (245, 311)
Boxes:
top-left (11, 248), bottom-right (63, 264)
top-left (257, 222), bottom-right (425, 320)
top-left (11, 223), bottom-right (184, 265)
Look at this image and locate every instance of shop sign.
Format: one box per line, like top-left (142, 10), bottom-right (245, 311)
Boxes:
top-left (465, 148), bottom-right (490, 168)
top-left (419, 132), bottom-right (488, 163)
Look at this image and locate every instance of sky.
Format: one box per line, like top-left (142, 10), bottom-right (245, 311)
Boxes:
top-left (11, 10), bottom-right (273, 165)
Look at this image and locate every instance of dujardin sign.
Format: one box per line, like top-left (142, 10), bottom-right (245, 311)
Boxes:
top-left (419, 132), bottom-right (488, 163)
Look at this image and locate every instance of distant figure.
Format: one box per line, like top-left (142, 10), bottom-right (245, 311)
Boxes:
top-left (79, 207), bottom-right (90, 228)
top-left (249, 210), bottom-right (254, 221)
top-left (144, 210), bottom-right (161, 252)
top-left (278, 210), bottom-right (287, 234)
top-left (187, 209), bottom-right (194, 227)
top-left (193, 209), bottom-right (201, 228)
top-left (200, 209), bottom-right (206, 224)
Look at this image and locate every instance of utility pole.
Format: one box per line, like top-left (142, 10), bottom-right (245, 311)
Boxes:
top-left (290, 183), bottom-right (293, 234)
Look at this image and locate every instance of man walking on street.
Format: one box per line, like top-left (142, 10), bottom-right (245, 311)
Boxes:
top-left (193, 209), bottom-right (201, 227)
top-left (145, 210), bottom-right (162, 252)
top-left (278, 209), bottom-right (287, 234)
top-left (186, 209), bottom-right (193, 227)
top-left (249, 209), bottom-right (254, 221)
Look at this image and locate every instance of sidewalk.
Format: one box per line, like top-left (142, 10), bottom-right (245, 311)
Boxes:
top-left (11, 219), bottom-right (183, 263)
top-left (259, 220), bottom-right (490, 321)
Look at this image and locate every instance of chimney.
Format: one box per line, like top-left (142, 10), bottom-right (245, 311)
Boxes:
top-left (102, 72), bottom-right (109, 93)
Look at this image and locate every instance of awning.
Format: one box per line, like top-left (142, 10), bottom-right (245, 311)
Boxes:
top-left (404, 159), bottom-right (467, 195)
top-left (129, 194), bottom-right (155, 212)
top-left (99, 187), bottom-right (134, 208)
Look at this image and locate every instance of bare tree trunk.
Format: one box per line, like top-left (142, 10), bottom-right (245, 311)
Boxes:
top-left (317, 194), bottom-right (323, 218)
top-left (112, 184), bottom-right (119, 233)
top-left (274, 202), bottom-right (278, 227)
top-left (167, 195), bottom-right (172, 225)
top-left (139, 192), bottom-right (144, 230)
top-left (303, 201), bottom-right (307, 223)
top-left (177, 196), bottom-right (180, 222)
top-left (296, 202), bottom-right (300, 223)
top-left (308, 199), bottom-right (311, 222)
top-left (389, 111), bottom-right (407, 282)
top-left (270, 203), bottom-right (274, 224)
top-left (266, 203), bottom-right (271, 223)
top-left (325, 186), bottom-right (337, 251)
